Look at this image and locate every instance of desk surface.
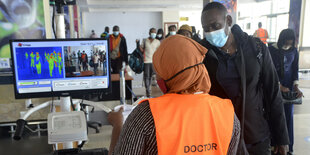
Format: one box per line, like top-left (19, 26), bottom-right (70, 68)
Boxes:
top-left (111, 73), bottom-right (134, 81)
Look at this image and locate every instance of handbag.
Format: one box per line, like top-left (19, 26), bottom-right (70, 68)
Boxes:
top-left (281, 91), bottom-right (302, 105)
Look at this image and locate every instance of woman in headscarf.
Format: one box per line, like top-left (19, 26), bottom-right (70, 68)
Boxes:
top-left (269, 29), bottom-right (303, 155)
top-left (108, 35), bottom-right (240, 155)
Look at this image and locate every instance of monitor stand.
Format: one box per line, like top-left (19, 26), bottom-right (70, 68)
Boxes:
top-left (57, 96), bottom-right (73, 149)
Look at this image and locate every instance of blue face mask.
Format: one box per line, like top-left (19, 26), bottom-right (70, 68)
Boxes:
top-left (170, 31), bottom-right (176, 35)
top-left (205, 27), bottom-right (229, 47)
top-left (113, 31), bottom-right (119, 36)
top-left (150, 33), bottom-right (156, 39)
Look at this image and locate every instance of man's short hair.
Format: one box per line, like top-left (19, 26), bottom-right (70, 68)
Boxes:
top-left (258, 22), bottom-right (262, 28)
top-left (113, 25), bottom-right (119, 31)
top-left (149, 28), bottom-right (156, 33)
top-left (202, 2), bottom-right (228, 14)
top-left (105, 26), bottom-right (109, 32)
top-left (168, 25), bottom-right (177, 31)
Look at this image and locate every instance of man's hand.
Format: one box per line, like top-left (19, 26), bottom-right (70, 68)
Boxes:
top-left (108, 107), bottom-right (124, 128)
top-left (108, 107), bottom-right (124, 155)
top-left (294, 85), bottom-right (304, 98)
top-left (280, 84), bottom-right (290, 92)
top-left (274, 145), bottom-right (288, 155)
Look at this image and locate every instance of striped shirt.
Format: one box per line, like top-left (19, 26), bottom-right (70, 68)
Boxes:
top-left (113, 101), bottom-right (240, 155)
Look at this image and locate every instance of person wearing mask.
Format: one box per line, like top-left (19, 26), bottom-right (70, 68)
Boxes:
top-left (177, 24), bottom-right (192, 38)
top-left (200, 2), bottom-right (289, 155)
top-left (108, 35), bottom-right (240, 155)
top-left (139, 28), bottom-right (160, 97)
top-left (90, 30), bottom-right (98, 38)
top-left (156, 28), bottom-right (164, 42)
top-left (253, 22), bottom-right (269, 44)
top-left (192, 26), bottom-right (202, 42)
top-left (81, 51), bottom-right (88, 71)
top-left (165, 25), bottom-right (177, 38)
top-left (109, 25), bottom-right (128, 74)
top-left (101, 26), bottom-right (110, 39)
top-left (269, 29), bottom-right (303, 155)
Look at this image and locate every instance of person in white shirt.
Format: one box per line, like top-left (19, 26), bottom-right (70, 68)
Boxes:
top-left (140, 28), bottom-right (161, 97)
top-left (93, 52), bottom-right (100, 75)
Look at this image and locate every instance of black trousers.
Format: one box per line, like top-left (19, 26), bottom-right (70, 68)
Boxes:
top-left (247, 138), bottom-right (271, 155)
top-left (111, 58), bottom-right (123, 74)
top-left (143, 63), bottom-right (154, 97)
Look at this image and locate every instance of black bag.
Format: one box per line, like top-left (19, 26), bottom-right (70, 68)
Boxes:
top-left (89, 59), bottom-right (94, 67)
top-left (129, 42), bottom-right (144, 74)
top-left (282, 91), bottom-right (302, 104)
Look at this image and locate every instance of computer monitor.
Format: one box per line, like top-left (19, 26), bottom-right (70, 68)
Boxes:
top-left (10, 38), bottom-right (111, 99)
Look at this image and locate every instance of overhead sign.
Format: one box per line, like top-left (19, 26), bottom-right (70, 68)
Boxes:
top-left (180, 17), bottom-right (189, 21)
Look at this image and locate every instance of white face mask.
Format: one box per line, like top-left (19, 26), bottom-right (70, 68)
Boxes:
top-left (282, 46), bottom-right (292, 50)
top-left (157, 34), bottom-right (162, 38)
top-left (205, 27), bottom-right (229, 48)
top-left (150, 33), bottom-right (156, 39)
top-left (170, 31), bottom-right (176, 35)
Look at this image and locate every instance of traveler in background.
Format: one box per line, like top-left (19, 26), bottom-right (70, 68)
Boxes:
top-left (165, 25), bottom-right (177, 38)
top-left (139, 28), bottom-right (160, 97)
top-left (109, 25), bottom-right (128, 74)
top-left (156, 28), bottom-right (164, 42)
top-left (177, 24), bottom-right (192, 38)
top-left (81, 51), bottom-right (88, 71)
top-left (77, 50), bottom-right (82, 70)
top-left (108, 35), bottom-right (240, 155)
top-left (90, 30), bottom-right (99, 38)
top-left (93, 52), bottom-right (100, 75)
top-left (192, 26), bottom-right (202, 42)
top-left (253, 22), bottom-right (269, 44)
top-left (101, 26), bottom-right (110, 39)
top-left (269, 29), bottom-right (303, 155)
top-left (200, 2), bottom-right (289, 154)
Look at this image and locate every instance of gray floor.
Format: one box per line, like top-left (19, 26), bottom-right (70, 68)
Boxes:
top-left (293, 73), bottom-right (310, 154)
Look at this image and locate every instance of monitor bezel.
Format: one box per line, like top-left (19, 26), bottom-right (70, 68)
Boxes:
top-left (10, 38), bottom-right (112, 99)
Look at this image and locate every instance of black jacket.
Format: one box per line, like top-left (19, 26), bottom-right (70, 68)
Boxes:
top-left (199, 25), bottom-right (289, 145)
top-left (109, 34), bottom-right (128, 64)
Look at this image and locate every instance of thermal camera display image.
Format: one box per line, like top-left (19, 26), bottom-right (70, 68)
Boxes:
top-left (15, 47), bottom-right (64, 80)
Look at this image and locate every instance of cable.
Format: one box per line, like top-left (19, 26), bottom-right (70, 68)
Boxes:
top-left (52, 4), bottom-right (57, 39)
top-left (70, 96), bottom-right (75, 111)
top-left (78, 141), bottom-right (86, 149)
top-left (50, 96), bottom-right (54, 112)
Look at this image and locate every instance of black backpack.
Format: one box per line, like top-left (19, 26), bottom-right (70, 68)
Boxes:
top-left (129, 42), bottom-right (144, 74)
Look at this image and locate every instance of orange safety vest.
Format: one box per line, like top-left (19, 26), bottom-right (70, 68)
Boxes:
top-left (143, 93), bottom-right (235, 155)
top-left (256, 28), bottom-right (268, 44)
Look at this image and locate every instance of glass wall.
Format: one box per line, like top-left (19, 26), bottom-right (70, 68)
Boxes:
top-left (237, 0), bottom-right (290, 43)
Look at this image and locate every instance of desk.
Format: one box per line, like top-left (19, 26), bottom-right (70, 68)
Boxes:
top-left (66, 71), bottom-right (94, 77)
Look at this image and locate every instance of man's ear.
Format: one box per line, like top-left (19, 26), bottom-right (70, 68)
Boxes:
top-left (226, 15), bottom-right (233, 27)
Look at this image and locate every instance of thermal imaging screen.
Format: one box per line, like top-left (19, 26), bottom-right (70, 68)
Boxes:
top-left (11, 40), bottom-right (109, 94)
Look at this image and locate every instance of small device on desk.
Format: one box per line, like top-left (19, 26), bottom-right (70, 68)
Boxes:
top-left (48, 111), bottom-right (87, 144)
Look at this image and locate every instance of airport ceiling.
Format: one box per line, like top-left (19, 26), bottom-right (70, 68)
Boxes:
top-left (77, 0), bottom-right (269, 12)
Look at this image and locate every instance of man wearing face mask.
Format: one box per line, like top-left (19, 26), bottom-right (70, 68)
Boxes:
top-left (269, 29), bottom-right (303, 155)
top-left (139, 28), bottom-right (160, 97)
top-left (200, 2), bottom-right (289, 155)
top-left (109, 25), bottom-right (128, 74)
top-left (165, 25), bottom-right (177, 38)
